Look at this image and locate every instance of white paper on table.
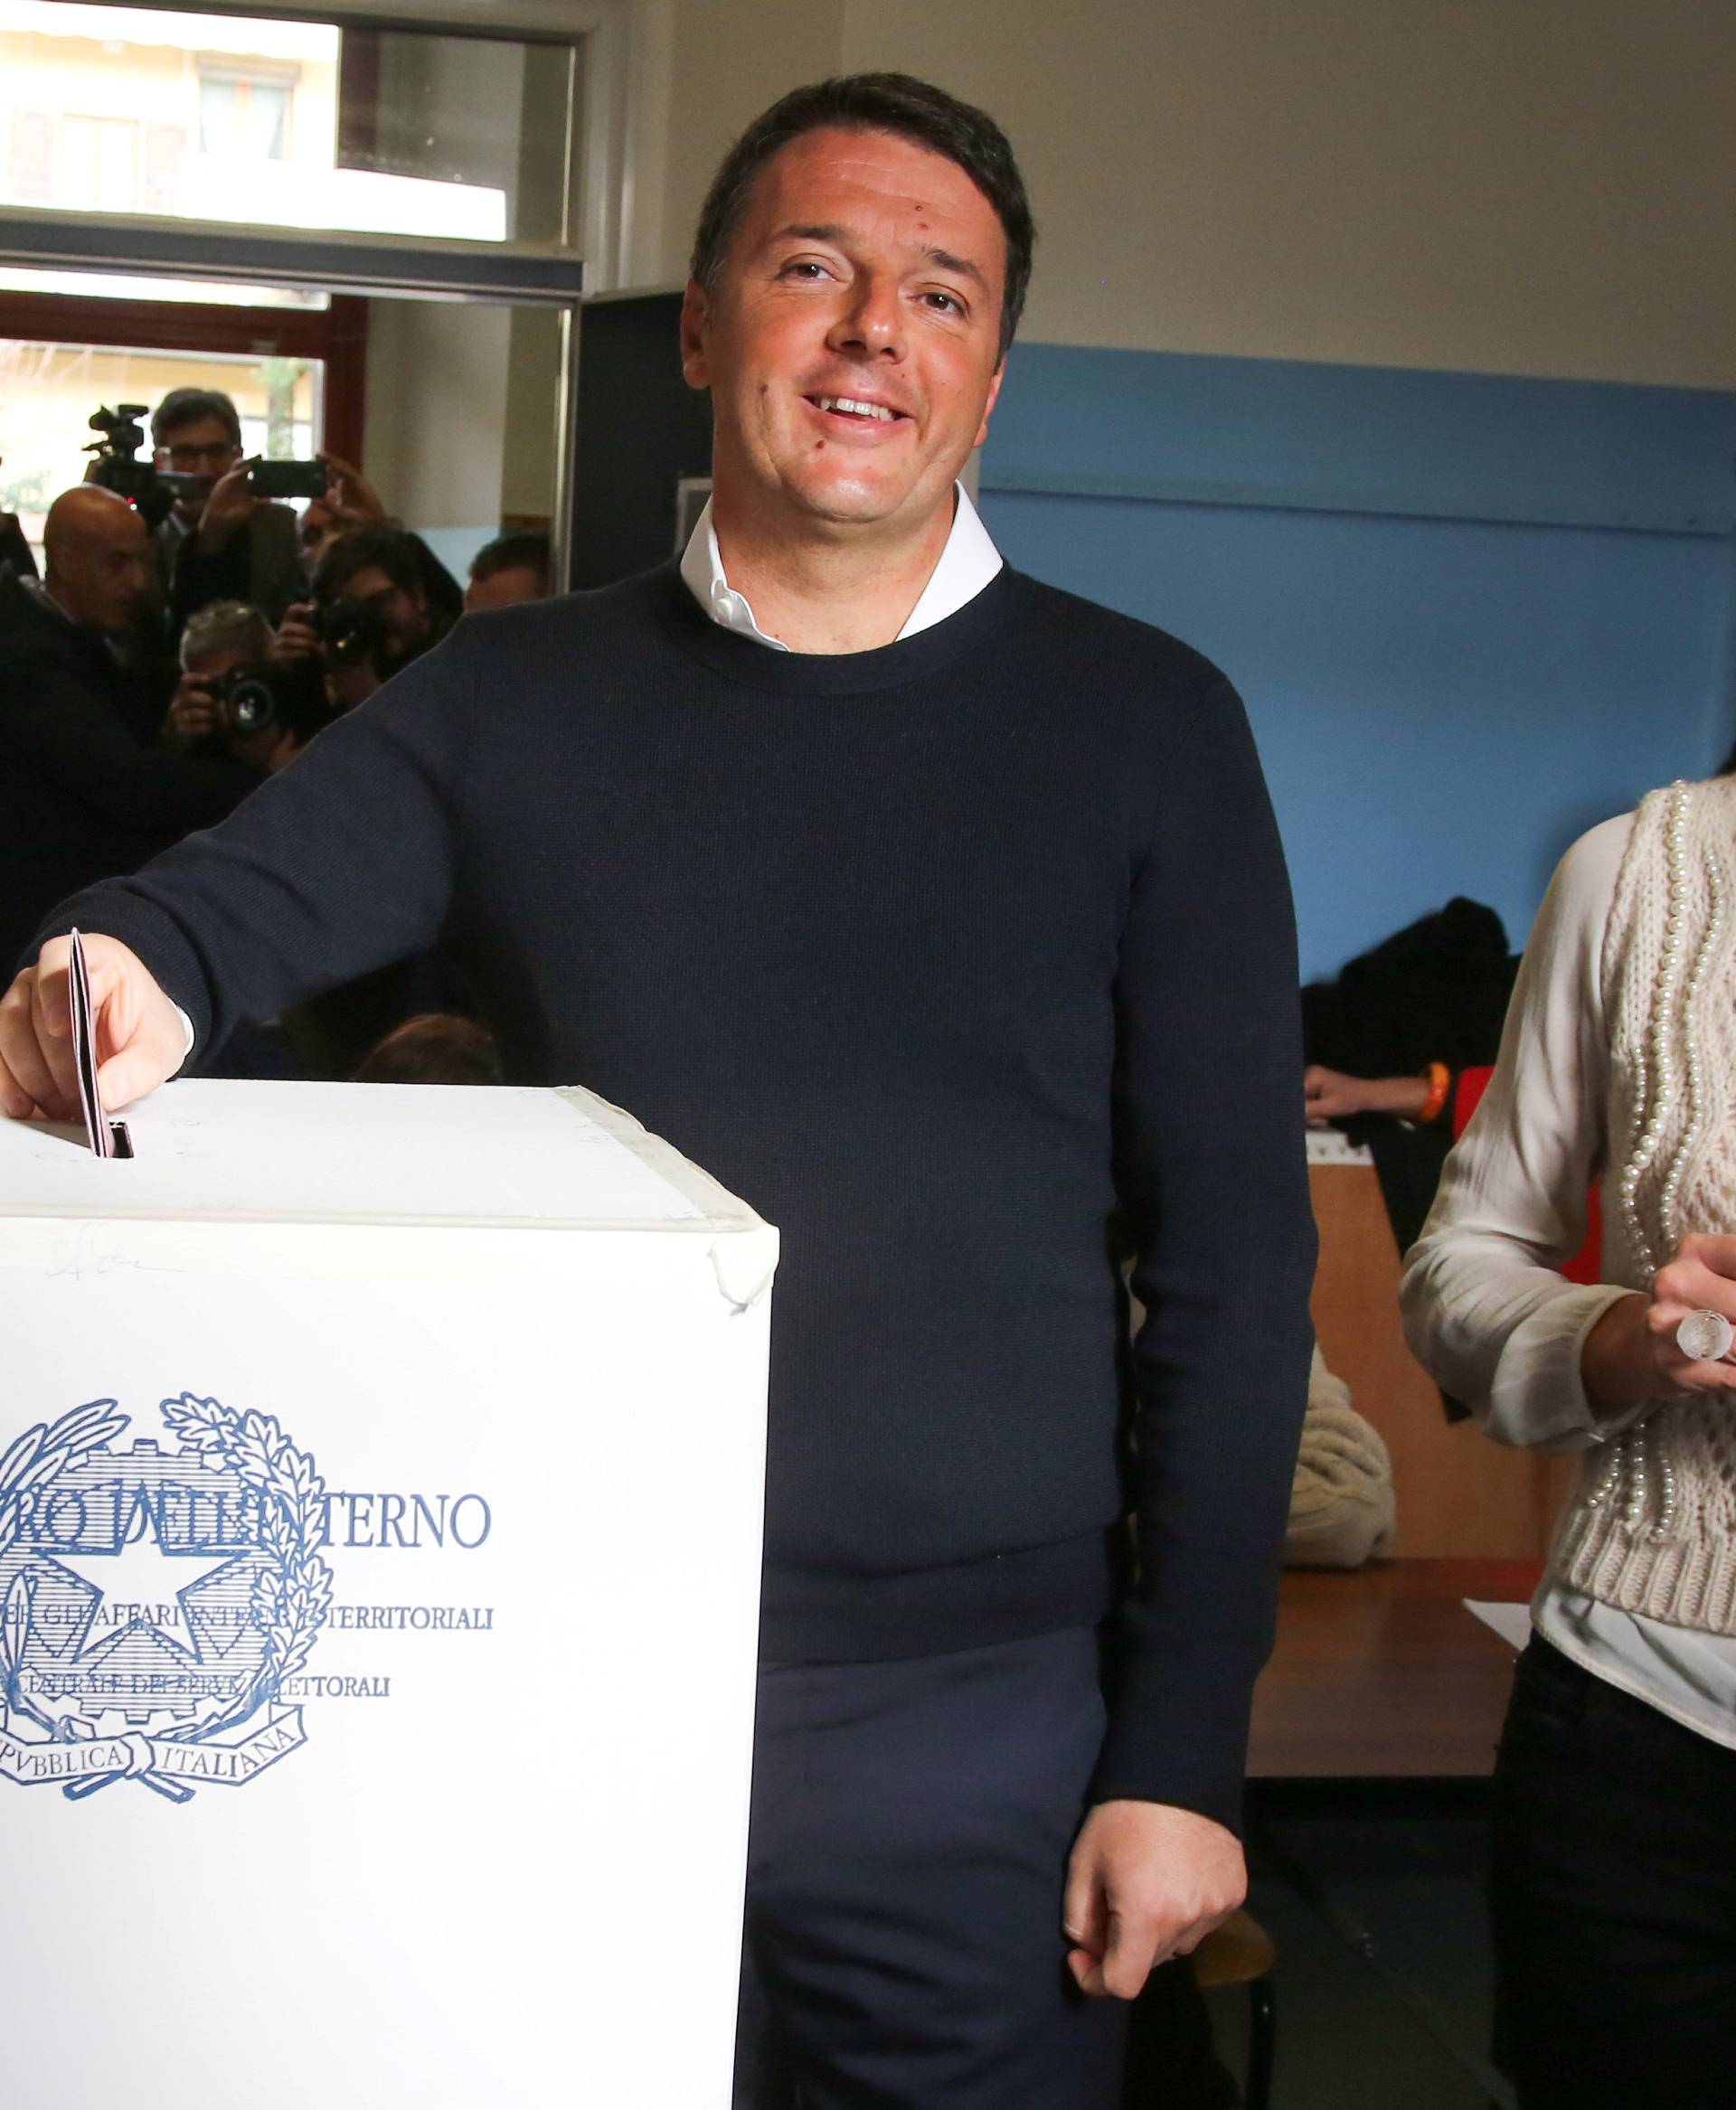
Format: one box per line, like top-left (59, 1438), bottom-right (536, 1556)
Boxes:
top-left (1465, 1599), bottom-right (1533, 1650)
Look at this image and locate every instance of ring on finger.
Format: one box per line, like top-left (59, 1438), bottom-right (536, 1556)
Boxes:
top-left (1675, 1309), bottom-right (1736, 1363)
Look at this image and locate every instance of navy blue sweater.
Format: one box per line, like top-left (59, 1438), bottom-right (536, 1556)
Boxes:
top-left (41, 561), bottom-right (1316, 1830)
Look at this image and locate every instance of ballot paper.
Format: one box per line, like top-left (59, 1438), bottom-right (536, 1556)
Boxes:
top-left (1465, 1599), bottom-right (1533, 1650)
top-left (0, 1079), bottom-right (776, 2109)
top-left (66, 928), bottom-right (131, 1159)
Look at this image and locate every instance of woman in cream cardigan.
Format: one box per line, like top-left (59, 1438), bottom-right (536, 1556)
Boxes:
top-left (1401, 777), bottom-right (1736, 2109)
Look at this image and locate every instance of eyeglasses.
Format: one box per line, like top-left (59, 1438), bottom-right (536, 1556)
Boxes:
top-left (166, 441), bottom-right (241, 468)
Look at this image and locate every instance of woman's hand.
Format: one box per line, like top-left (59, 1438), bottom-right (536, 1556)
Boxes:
top-left (1581, 1233), bottom-right (1736, 1413)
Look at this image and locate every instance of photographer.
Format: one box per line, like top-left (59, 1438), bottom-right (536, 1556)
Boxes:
top-left (150, 389), bottom-right (304, 636)
top-left (277, 526), bottom-right (453, 711)
top-left (295, 459), bottom-right (464, 626)
top-left (0, 486), bottom-right (265, 975)
top-left (166, 600), bottom-right (329, 770)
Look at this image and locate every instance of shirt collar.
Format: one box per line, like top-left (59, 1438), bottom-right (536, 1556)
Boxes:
top-left (678, 481), bottom-right (1003, 652)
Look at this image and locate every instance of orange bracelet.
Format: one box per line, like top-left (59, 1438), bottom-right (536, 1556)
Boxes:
top-left (1418, 1060), bottom-right (1451, 1125)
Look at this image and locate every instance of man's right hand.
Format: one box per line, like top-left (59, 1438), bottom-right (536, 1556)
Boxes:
top-left (272, 601), bottom-right (323, 664)
top-left (0, 936), bottom-right (186, 1123)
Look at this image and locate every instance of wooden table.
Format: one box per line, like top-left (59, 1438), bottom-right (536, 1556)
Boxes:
top-left (1307, 1156), bottom-right (1575, 1560)
top-left (1248, 1557), bottom-right (1542, 1778)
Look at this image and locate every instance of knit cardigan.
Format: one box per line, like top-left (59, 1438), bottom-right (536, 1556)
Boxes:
top-left (1552, 777), bottom-right (1736, 1630)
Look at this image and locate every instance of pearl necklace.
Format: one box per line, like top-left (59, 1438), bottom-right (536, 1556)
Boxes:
top-left (1586, 782), bottom-right (1725, 1542)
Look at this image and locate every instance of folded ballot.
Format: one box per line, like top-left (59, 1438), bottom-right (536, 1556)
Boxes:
top-left (0, 1080), bottom-right (776, 2109)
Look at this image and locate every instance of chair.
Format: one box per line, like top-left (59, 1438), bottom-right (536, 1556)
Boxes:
top-left (1192, 1907), bottom-right (1278, 2110)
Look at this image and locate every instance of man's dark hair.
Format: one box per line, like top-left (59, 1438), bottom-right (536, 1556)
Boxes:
top-left (352, 1013), bottom-right (505, 1087)
top-left (469, 531), bottom-right (552, 589)
top-left (690, 73), bottom-right (1035, 364)
top-left (315, 525), bottom-right (425, 605)
top-left (151, 387), bottom-right (242, 448)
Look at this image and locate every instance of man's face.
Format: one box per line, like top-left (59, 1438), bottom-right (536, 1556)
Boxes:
top-left (156, 415), bottom-right (241, 522)
top-left (464, 563), bottom-right (546, 615)
top-left (336, 563), bottom-right (429, 663)
top-left (299, 496), bottom-right (342, 578)
top-left (681, 127), bottom-right (1006, 542)
top-left (52, 503), bottom-right (153, 631)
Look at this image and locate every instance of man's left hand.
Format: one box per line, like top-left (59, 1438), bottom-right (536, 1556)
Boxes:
top-left (1062, 1799), bottom-right (1245, 1999)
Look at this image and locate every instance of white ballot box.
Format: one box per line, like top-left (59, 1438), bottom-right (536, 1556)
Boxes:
top-left (0, 1080), bottom-right (776, 2109)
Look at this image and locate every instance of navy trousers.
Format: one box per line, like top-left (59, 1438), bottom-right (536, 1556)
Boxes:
top-left (1490, 1635), bottom-right (1736, 2108)
top-left (732, 1627), bottom-right (1129, 2109)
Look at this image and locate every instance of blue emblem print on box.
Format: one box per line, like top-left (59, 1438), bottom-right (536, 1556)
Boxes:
top-left (0, 1393), bottom-right (333, 1804)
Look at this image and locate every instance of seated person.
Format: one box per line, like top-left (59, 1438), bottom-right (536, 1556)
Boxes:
top-left (1303, 896), bottom-right (1520, 1257)
top-left (465, 531), bottom-right (553, 614)
top-left (151, 388), bottom-right (304, 635)
top-left (0, 487), bottom-right (267, 973)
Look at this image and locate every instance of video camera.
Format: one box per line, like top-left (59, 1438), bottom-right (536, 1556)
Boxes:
top-left (82, 405), bottom-right (185, 531)
top-left (211, 658), bottom-right (335, 747)
top-left (84, 404), bottom-right (329, 525)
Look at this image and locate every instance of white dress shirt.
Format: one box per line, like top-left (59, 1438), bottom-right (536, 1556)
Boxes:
top-left (678, 482), bottom-right (1003, 648)
top-left (1403, 813), bottom-right (1736, 1747)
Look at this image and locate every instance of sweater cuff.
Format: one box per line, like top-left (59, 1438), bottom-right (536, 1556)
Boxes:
top-left (1088, 1606), bottom-right (1269, 1837)
top-left (1488, 1284), bottom-right (1646, 1450)
top-left (34, 893), bottom-right (217, 1058)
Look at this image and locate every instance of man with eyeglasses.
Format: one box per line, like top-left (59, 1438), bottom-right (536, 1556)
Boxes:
top-left (150, 387), bottom-right (304, 636)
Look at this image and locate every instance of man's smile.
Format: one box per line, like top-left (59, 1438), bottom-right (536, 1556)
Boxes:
top-left (801, 391), bottom-right (913, 438)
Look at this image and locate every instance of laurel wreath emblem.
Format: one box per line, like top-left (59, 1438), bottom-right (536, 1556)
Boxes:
top-left (0, 1395), bottom-right (334, 1803)
top-left (157, 1392), bottom-right (333, 1731)
top-left (0, 1400), bottom-right (133, 1701)
top-left (0, 1399), bottom-right (133, 1557)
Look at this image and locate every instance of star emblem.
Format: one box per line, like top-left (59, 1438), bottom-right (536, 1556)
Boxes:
top-left (42, 1495), bottom-right (245, 1665)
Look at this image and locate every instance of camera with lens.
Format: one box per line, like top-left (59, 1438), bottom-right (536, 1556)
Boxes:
top-left (315, 593), bottom-right (391, 670)
top-left (211, 658), bottom-right (334, 746)
top-left (83, 404), bottom-right (183, 530)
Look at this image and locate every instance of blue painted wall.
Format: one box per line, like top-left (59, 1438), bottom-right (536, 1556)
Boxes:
top-left (979, 346), bottom-right (1736, 981)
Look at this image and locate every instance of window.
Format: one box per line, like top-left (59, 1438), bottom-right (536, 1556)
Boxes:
top-left (142, 121), bottom-right (186, 210)
top-left (0, 3), bottom-right (579, 245)
top-left (6, 108), bottom-right (54, 203)
top-left (0, 334), bottom-right (325, 560)
top-left (61, 115), bottom-right (138, 212)
top-left (198, 72), bottom-right (292, 162)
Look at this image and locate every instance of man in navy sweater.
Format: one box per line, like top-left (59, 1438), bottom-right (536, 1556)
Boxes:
top-left (1, 75), bottom-right (1315, 2108)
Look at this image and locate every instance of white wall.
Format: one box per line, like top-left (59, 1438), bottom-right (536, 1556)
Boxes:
top-left (357, 29), bottom-right (564, 539)
top-left (643, 0), bottom-right (1736, 389)
top-left (363, 298), bottom-right (512, 532)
